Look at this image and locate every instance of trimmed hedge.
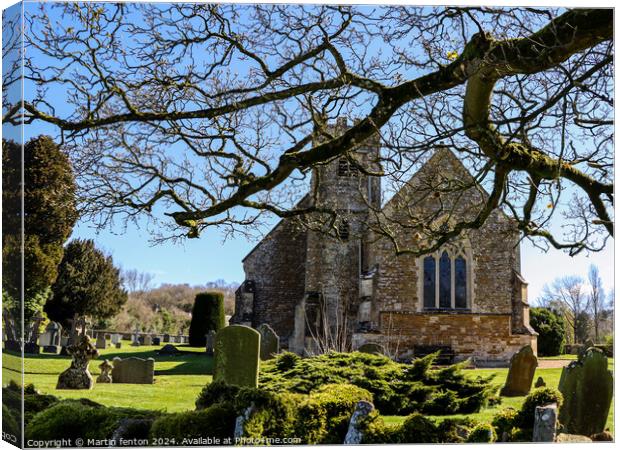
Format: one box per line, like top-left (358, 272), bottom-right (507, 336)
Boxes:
top-left (150, 404), bottom-right (236, 441)
top-left (26, 400), bottom-right (160, 442)
top-left (466, 423), bottom-right (497, 442)
top-left (188, 292), bottom-right (225, 347)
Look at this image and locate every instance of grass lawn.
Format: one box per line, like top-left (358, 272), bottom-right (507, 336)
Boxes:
top-left (2, 342), bottom-right (213, 412)
top-left (2, 349), bottom-right (613, 432)
top-left (385, 359), bottom-right (615, 434)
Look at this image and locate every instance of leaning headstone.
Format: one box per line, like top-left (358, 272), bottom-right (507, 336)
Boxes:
top-left (56, 335), bottom-right (99, 389)
top-left (257, 324), bottom-right (279, 360)
top-left (96, 333), bottom-right (108, 349)
top-left (358, 343), bottom-right (386, 355)
top-left (111, 357), bottom-right (155, 384)
top-left (97, 360), bottom-right (114, 383)
top-left (500, 345), bottom-right (538, 396)
top-left (558, 348), bottom-right (613, 436)
top-left (344, 401), bottom-right (375, 444)
top-left (535, 376), bottom-right (546, 388)
top-left (213, 325), bottom-right (260, 387)
top-left (533, 403), bottom-right (557, 442)
top-left (205, 331), bottom-right (216, 356)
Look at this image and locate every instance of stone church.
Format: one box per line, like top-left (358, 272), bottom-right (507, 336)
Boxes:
top-left (232, 118), bottom-right (537, 363)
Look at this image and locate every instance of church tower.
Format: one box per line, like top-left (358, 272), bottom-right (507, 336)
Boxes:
top-left (291, 117), bottom-right (381, 354)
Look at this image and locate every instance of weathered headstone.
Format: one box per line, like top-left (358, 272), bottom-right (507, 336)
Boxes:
top-left (534, 376), bottom-right (546, 388)
top-left (234, 405), bottom-right (256, 440)
top-left (56, 335), bottom-right (99, 389)
top-left (213, 325), bottom-right (260, 387)
top-left (358, 342), bottom-right (386, 355)
top-left (96, 333), bottom-right (108, 349)
top-left (111, 334), bottom-right (122, 345)
top-left (112, 357), bottom-right (155, 384)
top-left (205, 331), bottom-right (216, 356)
top-left (500, 345), bottom-right (538, 396)
top-left (344, 401), bottom-right (375, 444)
top-left (257, 324), bottom-right (279, 360)
top-left (143, 335), bottom-right (152, 346)
top-left (558, 348), bottom-right (613, 436)
top-left (97, 359), bottom-right (114, 383)
top-left (533, 403), bottom-right (557, 442)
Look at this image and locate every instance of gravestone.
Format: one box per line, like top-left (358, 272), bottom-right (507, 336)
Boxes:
top-left (42, 345), bottom-right (59, 354)
top-left (24, 342), bottom-right (40, 354)
top-left (112, 357), bottom-right (155, 384)
top-left (96, 333), bottom-right (107, 349)
top-left (163, 334), bottom-right (170, 343)
top-left (533, 403), bottom-right (557, 442)
top-left (56, 335), bottom-right (99, 389)
top-left (558, 348), bottom-right (613, 436)
top-left (257, 324), bottom-right (279, 360)
top-left (578, 339), bottom-right (595, 360)
top-left (358, 343), bottom-right (386, 355)
top-left (111, 334), bottom-right (122, 345)
top-left (152, 337), bottom-right (161, 346)
top-left (144, 335), bottom-right (152, 346)
top-left (158, 344), bottom-right (180, 355)
top-left (97, 359), bottom-right (113, 383)
top-left (344, 401), bottom-right (375, 444)
top-left (534, 376), bottom-right (546, 388)
top-left (115, 342), bottom-right (122, 349)
top-left (213, 325), bottom-right (260, 387)
top-left (500, 345), bottom-right (538, 396)
top-left (205, 331), bottom-right (216, 356)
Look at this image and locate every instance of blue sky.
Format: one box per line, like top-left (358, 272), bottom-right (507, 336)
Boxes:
top-left (11, 2), bottom-right (615, 302)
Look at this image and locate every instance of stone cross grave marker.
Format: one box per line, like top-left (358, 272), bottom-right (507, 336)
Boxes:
top-left (257, 324), bottom-right (279, 360)
top-left (214, 325), bottom-right (260, 387)
top-left (500, 345), bottom-right (538, 396)
top-left (97, 359), bottom-right (114, 383)
top-left (112, 357), bottom-right (155, 384)
top-left (558, 348), bottom-right (613, 436)
top-left (57, 335), bottom-right (99, 389)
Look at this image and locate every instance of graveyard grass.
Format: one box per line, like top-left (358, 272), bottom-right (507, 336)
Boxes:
top-left (2, 348), bottom-right (614, 433)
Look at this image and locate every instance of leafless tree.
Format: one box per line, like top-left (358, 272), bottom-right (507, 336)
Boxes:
top-left (120, 268), bottom-right (156, 293)
top-left (2, 5), bottom-right (613, 256)
top-left (541, 276), bottom-right (590, 344)
top-left (587, 264), bottom-right (607, 343)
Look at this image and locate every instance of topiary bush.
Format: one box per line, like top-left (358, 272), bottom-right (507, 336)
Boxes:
top-left (25, 400), bottom-right (159, 441)
top-left (150, 404), bottom-right (236, 441)
top-left (515, 387), bottom-right (563, 430)
top-left (466, 423), bottom-right (497, 443)
top-left (188, 292), bottom-right (225, 347)
top-left (530, 307), bottom-right (566, 356)
top-left (436, 417), bottom-right (478, 443)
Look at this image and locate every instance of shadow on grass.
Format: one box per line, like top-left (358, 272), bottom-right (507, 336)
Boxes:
top-left (11, 347), bottom-right (214, 376)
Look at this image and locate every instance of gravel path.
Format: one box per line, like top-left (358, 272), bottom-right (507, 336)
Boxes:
top-left (537, 359), bottom-right (574, 369)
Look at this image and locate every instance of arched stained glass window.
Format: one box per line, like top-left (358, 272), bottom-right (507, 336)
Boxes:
top-left (439, 251), bottom-right (451, 308)
top-left (423, 256), bottom-right (435, 308)
top-left (455, 256), bottom-right (467, 308)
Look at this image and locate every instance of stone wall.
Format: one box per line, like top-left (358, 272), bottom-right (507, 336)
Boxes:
top-left (238, 217), bottom-right (308, 346)
top-left (376, 311), bottom-right (536, 362)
